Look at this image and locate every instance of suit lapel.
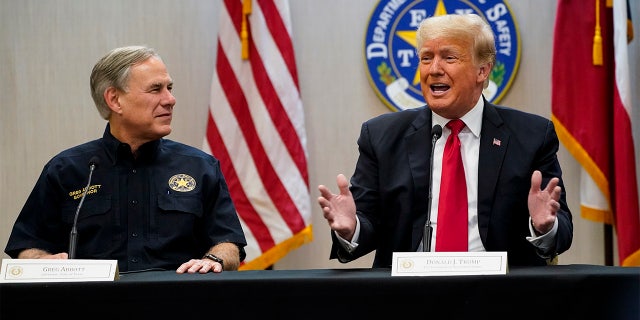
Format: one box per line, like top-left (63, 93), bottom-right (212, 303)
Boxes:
top-left (477, 102), bottom-right (509, 241)
top-left (405, 108), bottom-right (432, 250)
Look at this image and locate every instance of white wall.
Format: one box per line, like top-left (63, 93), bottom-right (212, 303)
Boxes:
top-left (1, 0), bottom-right (639, 269)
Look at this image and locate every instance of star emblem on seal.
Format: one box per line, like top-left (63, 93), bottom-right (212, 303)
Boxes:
top-left (168, 174), bottom-right (196, 192)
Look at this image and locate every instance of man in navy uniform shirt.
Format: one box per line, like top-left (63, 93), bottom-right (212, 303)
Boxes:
top-left (5, 46), bottom-right (247, 273)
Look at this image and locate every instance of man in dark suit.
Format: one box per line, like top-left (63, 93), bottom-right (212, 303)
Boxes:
top-left (317, 13), bottom-right (573, 267)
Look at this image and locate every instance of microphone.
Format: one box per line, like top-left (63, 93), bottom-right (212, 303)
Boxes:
top-left (68, 156), bottom-right (100, 259)
top-left (422, 124), bottom-right (442, 252)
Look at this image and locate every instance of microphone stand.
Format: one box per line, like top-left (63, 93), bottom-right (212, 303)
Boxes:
top-left (68, 160), bottom-right (98, 259)
top-left (422, 125), bottom-right (442, 252)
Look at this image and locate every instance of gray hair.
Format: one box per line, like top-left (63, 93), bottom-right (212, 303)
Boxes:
top-left (416, 14), bottom-right (496, 88)
top-left (90, 45), bottom-right (161, 120)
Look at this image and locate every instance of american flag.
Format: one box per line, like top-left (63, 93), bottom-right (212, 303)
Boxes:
top-left (203, 0), bottom-right (312, 270)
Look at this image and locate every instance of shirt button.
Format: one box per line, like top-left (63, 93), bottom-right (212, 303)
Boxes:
top-left (131, 258), bottom-right (138, 263)
top-left (132, 169), bottom-right (137, 174)
top-left (131, 200), bottom-right (138, 205)
top-left (132, 232), bottom-right (138, 237)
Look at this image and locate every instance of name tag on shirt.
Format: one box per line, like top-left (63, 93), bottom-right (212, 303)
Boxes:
top-left (0, 259), bottom-right (118, 282)
top-left (391, 252), bottom-right (508, 276)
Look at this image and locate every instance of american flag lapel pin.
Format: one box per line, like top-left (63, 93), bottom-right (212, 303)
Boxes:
top-left (493, 138), bottom-right (501, 146)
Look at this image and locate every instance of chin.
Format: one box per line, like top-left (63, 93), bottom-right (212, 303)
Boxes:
top-left (157, 126), bottom-right (172, 137)
top-left (425, 100), bottom-right (447, 111)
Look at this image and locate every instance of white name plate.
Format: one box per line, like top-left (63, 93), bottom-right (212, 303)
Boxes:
top-left (391, 252), bottom-right (508, 276)
top-left (0, 259), bottom-right (118, 283)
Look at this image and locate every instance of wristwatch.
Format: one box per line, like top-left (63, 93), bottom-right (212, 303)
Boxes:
top-left (203, 253), bottom-right (224, 269)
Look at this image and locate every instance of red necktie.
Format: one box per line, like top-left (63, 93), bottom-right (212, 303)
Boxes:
top-left (436, 119), bottom-right (468, 251)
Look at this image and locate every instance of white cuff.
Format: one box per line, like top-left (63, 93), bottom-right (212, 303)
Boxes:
top-left (335, 216), bottom-right (361, 253)
top-left (526, 217), bottom-right (558, 255)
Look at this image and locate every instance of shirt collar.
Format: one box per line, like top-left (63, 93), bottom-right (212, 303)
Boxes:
top-left (102, 123), bottom-right (161, 164)
top-left (431, 96), bottom-right (484, 138)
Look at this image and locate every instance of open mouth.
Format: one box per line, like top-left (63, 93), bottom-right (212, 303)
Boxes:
top-left (430, 83), bottom-right (450, 92)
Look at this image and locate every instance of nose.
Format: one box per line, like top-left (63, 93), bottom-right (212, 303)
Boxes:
top-left (163, 89), bottom-right (176, 106)
top-left (428, 57), bottom-right (444, 75)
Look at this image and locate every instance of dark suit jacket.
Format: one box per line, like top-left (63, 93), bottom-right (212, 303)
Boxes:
top-left (330, 101), bottom-right (573, 267)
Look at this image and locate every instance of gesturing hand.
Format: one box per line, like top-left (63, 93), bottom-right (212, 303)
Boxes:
top-left (528, 170), bottom-right (562, 235)
top-left (317, 174), bottom-right (357, 241)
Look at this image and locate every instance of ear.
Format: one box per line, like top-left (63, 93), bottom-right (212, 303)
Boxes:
top-left (478, 62), bottom-right (493, 83)
top-left (104, 87), bottom-right (122, 114)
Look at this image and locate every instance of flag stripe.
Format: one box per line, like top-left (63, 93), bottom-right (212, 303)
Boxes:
top-left (223, 5), bottom-right (307, 234)
top-left (552, 0), bottom-right (640, 266)
top-left (215, 34), bottom-right (293, 248)
top-left (244, 88), bottom-right (308, 233)
top-left (205, 0), bottom-right (312, 269)
top-left (217, 3), bottom-right (306, 239)
top-left (257, 0), bottom-right (300, 88)
top-left (612, 0), bottom-right (640, 266)
top-left (205, 109), bottom-right (276, 251)
top-left (248, 2), bottom-right (309, 185)
top-left (247, 29), bottom-right (310, 188)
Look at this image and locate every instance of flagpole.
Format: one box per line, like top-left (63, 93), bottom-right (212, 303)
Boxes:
top-left (604, 224), bottom-right (613, 265)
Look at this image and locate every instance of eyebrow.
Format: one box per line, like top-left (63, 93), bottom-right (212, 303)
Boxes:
top-left (148, 81), bottom-right (172, 89)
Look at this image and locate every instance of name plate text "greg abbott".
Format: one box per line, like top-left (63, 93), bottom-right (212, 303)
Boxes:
top-left (0, 259), bottom-right (118, 283)
top-left (391, 252), bottom-right (508, 276)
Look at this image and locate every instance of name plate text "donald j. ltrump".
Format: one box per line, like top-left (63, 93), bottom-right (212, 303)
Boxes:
top-left (391, 252), bottom-right (508, 276)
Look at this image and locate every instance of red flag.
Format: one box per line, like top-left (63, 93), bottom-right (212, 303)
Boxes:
top-left (552, 0), bottom-right (640, 266)
top-left (203, 0), bottom-right (312, 270)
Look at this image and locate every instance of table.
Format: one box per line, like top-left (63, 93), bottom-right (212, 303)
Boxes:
top-left (1, 264), bottom-right (638, 319)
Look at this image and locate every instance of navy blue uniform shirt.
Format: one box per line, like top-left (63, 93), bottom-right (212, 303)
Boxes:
top-left (5, 124), bottom-right (247, 272)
